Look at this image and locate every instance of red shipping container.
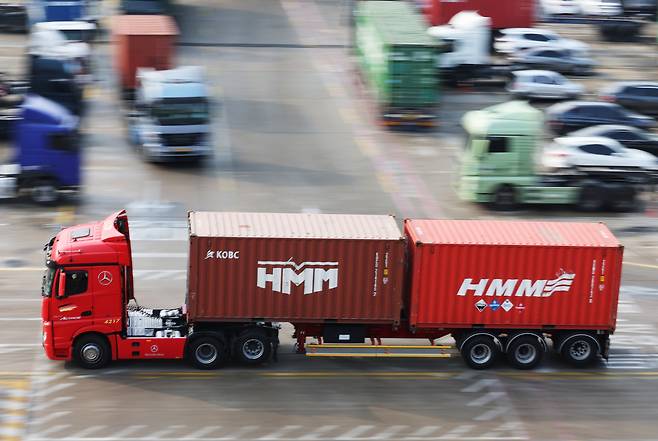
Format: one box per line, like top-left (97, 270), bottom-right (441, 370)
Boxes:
top-left (187, 212), bottom-right (406, 324)
top-left (425, 0), bottom-right (534, 28)
top-left (111, 15), bottom-right (178, 90)
top-left (405, 220), bottom-right (623, 331)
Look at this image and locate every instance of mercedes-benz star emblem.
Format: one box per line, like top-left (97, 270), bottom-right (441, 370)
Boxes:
top-left (98, 271), bottom-right (113, 286)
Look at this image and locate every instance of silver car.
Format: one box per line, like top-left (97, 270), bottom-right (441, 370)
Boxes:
top-left (509, 47), bottom-right (595, 75)
top-left (508, 70), bottom-right (584, 100)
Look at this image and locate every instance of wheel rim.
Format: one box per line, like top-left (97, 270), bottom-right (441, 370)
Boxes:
top-left (81, 343), bottom-right (101, 363)
top-left (470, 343), bottom-right (492, 365)
top-left (242, 338), bottom-right (265, 360)
top-left (514, 343), bottom-right (537, 364)
top-left (32, 185), bottom-right (56, 204)
top-left (569, 340), bottom-right (591, 361)
top-left (195, 343), bottom-right (218, 364)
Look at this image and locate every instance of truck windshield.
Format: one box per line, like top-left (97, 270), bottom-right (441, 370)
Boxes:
top-left (152, 100), bottom-right (209, 125)
top-left (42, 267), bottom-right (56, 297)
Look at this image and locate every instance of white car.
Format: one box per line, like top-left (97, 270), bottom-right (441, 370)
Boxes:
top-left (508, 70), bottom-right (584, 99)
top-left (539, 0), bottom-right (581, 15)
top-left (542, 136), bottom-right (658, 172)
top-left (577, 0), bottom-right (623, 15)
top-left (495, 28), bottom-right (589, 55)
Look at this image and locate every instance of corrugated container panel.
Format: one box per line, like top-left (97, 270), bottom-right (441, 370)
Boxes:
top-left (355, 1), bottom-right (440, 108)
top-left (187, 212), bottom-right (406, 324)
top-left (426, 0), bottom-right (534, 28)
top-left (112, 15), bottom-right (178, 90)
top-left (405, 220), bottom-right (623, 331)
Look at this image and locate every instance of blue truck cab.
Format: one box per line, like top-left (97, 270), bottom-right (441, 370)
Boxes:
top-left (0, 94), bottom-right (81, 204)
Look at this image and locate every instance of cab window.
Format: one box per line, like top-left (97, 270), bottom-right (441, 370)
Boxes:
top-left (487, 137), bottom-right (509, 153)
top-left (65, 271), bottom-right (88, 295)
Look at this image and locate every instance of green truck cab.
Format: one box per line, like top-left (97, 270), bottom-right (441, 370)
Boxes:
top-left (459, 101), bottom-right (643, 211)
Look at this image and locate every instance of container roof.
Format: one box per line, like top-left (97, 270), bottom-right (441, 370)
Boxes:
top-left (112, 15), bottom-right (179, 36)
top-left (357, 1), bottom-right (437, 46)
top-left (189, 212), bottom-right (403, 240)
top-left (406, 219), bottom-right (620, 248)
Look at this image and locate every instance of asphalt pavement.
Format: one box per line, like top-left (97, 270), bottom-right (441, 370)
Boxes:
top-left (1, 1), bottom-right (658, 440)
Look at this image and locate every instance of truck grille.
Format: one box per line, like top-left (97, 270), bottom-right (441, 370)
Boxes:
top-left (160, 133), bottom-right (203, 147)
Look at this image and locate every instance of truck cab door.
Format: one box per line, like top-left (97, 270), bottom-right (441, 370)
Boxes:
top-left (482, 136), bottom-right (517, 175)
top-left (51, 268), bottom-right (93, 350)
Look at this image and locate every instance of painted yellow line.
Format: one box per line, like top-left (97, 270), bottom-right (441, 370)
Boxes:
top-left (623, 261), bottom-right (658, 270)
top-left (307, 344), bottom-right (453, 349)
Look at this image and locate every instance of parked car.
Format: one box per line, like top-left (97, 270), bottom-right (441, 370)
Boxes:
top-left (0, 2), bottom-right (26, 32)
top-left (495, 28), bottom-right (588, 54)
top-left (542, 136), bottom-right (658, 172)
top-left (568, 125), bottom-right (658, 156)
top-left (600, 82), bottom-right (658, 116)
top-left (508, 70), bottom-right (584, 99)
top-left (540, 0), bottom-right (581, 14)
top-left (578, 0), bottom-right (623, 15)
top-left (509, 47), bottom-right (594, 75)
top-left (546, 101), bottom-right (656, 134)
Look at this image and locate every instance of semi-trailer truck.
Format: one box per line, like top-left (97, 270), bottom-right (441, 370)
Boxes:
top-left (42, 210), bottom-right (623, 371)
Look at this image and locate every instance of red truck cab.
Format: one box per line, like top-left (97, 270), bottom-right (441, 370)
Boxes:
top-left (41, 210), bottom-right (186, 367)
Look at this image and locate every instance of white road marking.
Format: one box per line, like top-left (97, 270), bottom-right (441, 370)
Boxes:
top-left (403, 426), bottom-right (440, 439)
top-left (298, 425), bottom-right (338, 440)
top-left (474, 406), bottom-right (509, 422)
top-left (31, 411), bottom-right (72, 426)
top-left (258, 425), bottom-right (303, 440)
top-left (336, 425), bottom-right (375, 440)
top-left (31, 396), bottom-right (73, 411)
top-left (437, 424), bottom-right (474, 439)
top-left (33, 383), bottom-right (75, 398)
top-left (467, 391), bottom-right (506, 407)
top-left (461, 379), bottom-right (498, 393)
top-left (28, 424), bottom-right (72, 438)
top-left (68, 426), bottom-right (108, 438)
top-left (185, 426), bottom-right (221, 439)
top-left (147, 425), bottom-right (187, 439)
top-left (110, 425), bottom-right (148, 438)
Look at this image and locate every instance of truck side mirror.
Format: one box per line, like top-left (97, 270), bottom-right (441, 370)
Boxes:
top-left (57, 271), bottom-right (67, 299)
top-left (471, 139), bottom-right (490, 158)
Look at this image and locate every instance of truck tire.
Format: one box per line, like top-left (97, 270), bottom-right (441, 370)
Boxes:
top-left (188, 337), bottom-right (227, 370)
top-left (607, 186), bottom-right (637, 212)
top-left (506, 335), bottom-right (544, 370)
top-left (560, 334), bottom-right (599, 367)
top-left (578, 185), bottom-right (604, 212)
top-left (461, 335), bottom-right (498, 370)
top-left (234, 329), bottom-right (272, 366)
top-left (74, 335), bottom-right (111, 369)
top-left (30, 180), bottom-right (59, 206)
top-left (491, 185), bottom-right (517, 211)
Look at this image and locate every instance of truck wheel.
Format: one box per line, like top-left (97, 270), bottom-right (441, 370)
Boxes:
top-left (188, 337), bottom-right (226, 370)
top-left (461, 335), bottom-right (497, 370)
top-left (74, 335), bottom-right (110, 369)
top-left (506, 335), bottom-right (544, 370)
top-left (561, 334), bottom-right (599, 367)
top-left (491, 185), bottom-right (517, 211)
top-left (30, 180), bottom-right (59, 206)
top-left (234, 330), bottom-right (272, 366)
top-left (607, 187), bottom-right (637, 212)
top-left (578, 185), bottom-right (604, 212)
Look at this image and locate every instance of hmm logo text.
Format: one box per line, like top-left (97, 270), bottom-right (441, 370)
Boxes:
top-left (457, 272), bottom-right (575, 298)
top-left (257, 258), bottom-right (338, 295)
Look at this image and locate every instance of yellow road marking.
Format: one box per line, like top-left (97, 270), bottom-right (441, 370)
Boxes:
top-left (307, 353), bottom-right (452, 358)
